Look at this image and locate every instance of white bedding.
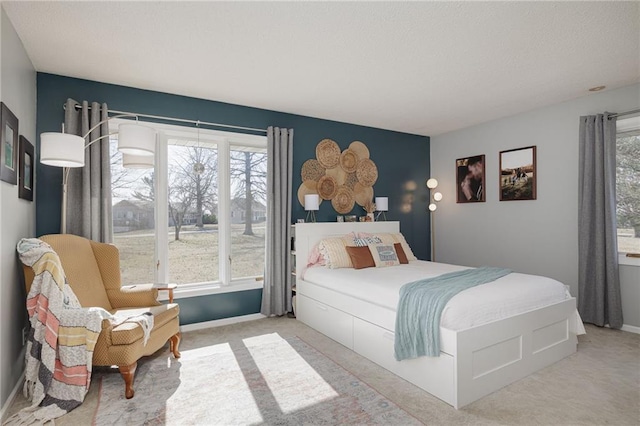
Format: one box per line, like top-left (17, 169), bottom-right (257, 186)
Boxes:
top-left (303, 260), bottom-right (579, 331)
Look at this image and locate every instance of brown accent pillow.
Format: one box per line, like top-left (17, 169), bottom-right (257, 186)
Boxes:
top-left (394, 243), bottom-right (409, 264)
top-left (345, 246), bottom-right (376, 269)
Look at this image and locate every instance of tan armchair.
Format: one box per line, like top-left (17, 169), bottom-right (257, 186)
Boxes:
top-left (21, 234), bottom-right (181, 399)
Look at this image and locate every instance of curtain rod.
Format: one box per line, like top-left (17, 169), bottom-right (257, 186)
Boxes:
top-left (66, 103), bottom-right (268, 134)
top-left (607, 108), bottom-right (640, 119)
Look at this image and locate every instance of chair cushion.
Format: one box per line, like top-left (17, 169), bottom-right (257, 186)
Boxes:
top-left (109, 303), bottom-right (179, 346)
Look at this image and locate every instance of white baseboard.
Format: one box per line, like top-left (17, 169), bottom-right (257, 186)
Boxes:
top-left (180, 313), bottom-right (266, 333)
top-left (0, 368), bottom-right (25, 423)
top-left (621, 324), bottom-right (640, 334)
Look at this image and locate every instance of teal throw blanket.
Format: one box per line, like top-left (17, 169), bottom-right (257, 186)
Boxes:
top-left (394, 266), bottom-right (511, 360)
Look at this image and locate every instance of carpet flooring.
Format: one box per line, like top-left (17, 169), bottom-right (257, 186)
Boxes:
top-left (5, 317), bottom-right (639, 425)
top-left (93, 334), bottom-right (420, 425)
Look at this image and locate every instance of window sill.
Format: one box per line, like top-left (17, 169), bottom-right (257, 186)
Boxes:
top-left (157, 280), bottom-right (263, 301)
top-left (619, 254), bottom-right (640, 267)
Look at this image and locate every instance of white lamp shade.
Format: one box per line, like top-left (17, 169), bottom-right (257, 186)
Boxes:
top-left (433, 192), bottom-right (443, 201)
top-left (118, 123), bottom-right (156, 156)
top-left (123, 153), bottom-right (154, 169)
top-left (375, 196), bottom-right (388, 211)
top-left (426, 178), bottom-right (438, 189)
top-left (304, 194), bottom-right (320, 211)
top-left (428, 203), bottom-right (437, 212)
top-left (40, 132), bottom-right (85, 167)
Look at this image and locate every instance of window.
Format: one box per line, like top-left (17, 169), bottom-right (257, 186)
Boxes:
top-left (229, 146), bottom-right (267, 280)
top-left (111, 140), bottom-right (156, 285)
top-left (166, 139), bottom-right (219, 285)
top-left (110, 120), bottom-right (268, 290)
top-left (616, 116), bottom-right (640, 256)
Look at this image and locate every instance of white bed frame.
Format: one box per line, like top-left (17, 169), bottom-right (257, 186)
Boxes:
top-left (294, 221), bottom-right (578, 409)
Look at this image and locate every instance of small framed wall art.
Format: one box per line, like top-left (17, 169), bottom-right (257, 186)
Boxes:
top-left (499, 146), bottom-right (537, 201)
top-left (0, 102), bottom-right (19, 185)
top-left (456, 154), bottom-right (485, 203)
top-left (19, 136), bottom-right (34, 201)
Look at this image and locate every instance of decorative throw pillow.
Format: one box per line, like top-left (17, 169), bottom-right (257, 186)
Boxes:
top-left (318, 237), bottom-right (353, 269)
top-left (352, 235), bottom-right (383, 247)
top-left (391, 233), bottom-right (417, 261)
top-left (306, 243), bottom-right (326, 268)
top-left (345, 246), bottom-right (375, 269)
top-left (342, 232), bottom-right (359, 246)
top-left (368, 243), bottom-right (400, 267)
top-left (369, 233), bottom-right (417, 261)
top-left (394, 243), bottom-right (409, 264)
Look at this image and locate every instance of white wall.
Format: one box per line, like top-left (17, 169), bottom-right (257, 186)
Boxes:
top-left (430, 83), bottom-right (640, 329)
top-left (0, 5), bottom-right (36, 412)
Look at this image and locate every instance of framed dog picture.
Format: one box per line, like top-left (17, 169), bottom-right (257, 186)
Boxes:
top-left (456, 154), bottom-right (485, 203)
top-left (499, 146), bottom-right (537, 201)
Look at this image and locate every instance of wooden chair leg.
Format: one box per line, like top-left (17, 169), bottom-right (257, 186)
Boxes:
top-left (118, 362), bottom-right (137, 399)
top-left (169, 332), bottom-right (181, 358)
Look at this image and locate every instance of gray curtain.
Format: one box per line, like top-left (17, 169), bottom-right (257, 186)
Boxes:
top-left (261, 127), bottom-right (293, 316)
top-left (64, 99), bottom-right (113, 243)
top-left (578, 114), bottom-right (623, 328)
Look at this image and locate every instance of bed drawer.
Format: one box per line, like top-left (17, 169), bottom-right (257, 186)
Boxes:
top-left (297, 295), bottom-right (354, 349)
top-left (353, 317), bottom-right (455, 404)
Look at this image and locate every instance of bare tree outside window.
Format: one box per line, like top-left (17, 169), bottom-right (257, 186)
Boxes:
top-left (166, 143), bottom-right (219, 284)
top-left (230, 149), bottom-right (267, 235)
top-left (167, 145), bottom-right (217, 240)
top-left (230, 147), bottom-right (267, 279)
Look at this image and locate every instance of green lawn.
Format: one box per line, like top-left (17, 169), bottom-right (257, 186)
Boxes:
top-left (114, 224), bottom-right (265, 285)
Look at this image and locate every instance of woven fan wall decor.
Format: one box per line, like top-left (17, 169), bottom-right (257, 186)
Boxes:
top-left (297, 138), bottom-right (379, 215)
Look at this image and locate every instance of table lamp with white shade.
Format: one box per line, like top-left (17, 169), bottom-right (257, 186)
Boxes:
top-left (375, 196), bottom-right (388, 221)
top-left (304, 194), bottom-right (320, 223)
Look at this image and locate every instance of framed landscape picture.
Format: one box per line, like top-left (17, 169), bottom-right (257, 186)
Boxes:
top-left (499, 146), bottom-right (537, 201)
top-left (456, 154), bottom-right (485, 203)
top-left (0, 102), bottom-right (19, 185)
top-left (19, 136), bottom-right (34, 201)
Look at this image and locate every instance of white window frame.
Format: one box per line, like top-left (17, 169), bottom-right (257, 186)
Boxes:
top-left (111, 119), bottom-right (268, 297)
top-left (615, 115), bottom-right (640, 267)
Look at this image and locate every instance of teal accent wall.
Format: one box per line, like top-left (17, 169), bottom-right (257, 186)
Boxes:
top-left (175, 289), bottom-right (263, 325)
top-left (36, 73), bottom-right (431, 322)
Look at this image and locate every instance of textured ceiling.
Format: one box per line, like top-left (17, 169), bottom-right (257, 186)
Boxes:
top-left (4, 1), bottom-right (639, 136)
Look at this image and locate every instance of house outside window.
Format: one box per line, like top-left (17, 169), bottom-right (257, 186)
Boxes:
top-left (616, 116), bottom-right (640, 257)
top-left (110, 120), bottom-right (267, 291)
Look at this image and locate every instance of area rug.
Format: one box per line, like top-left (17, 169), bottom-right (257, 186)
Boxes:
top-left (93, 333), bottom-right (421, 425)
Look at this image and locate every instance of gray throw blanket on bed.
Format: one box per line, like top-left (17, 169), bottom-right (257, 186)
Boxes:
top-left (395, 266), bottom-right (511, 360)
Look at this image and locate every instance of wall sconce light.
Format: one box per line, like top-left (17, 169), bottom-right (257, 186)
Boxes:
top-left (375, 196), bottom-right (388, 221)
top-left (304, 194), bottom-right (320, 223)
top-left (426, 178), bottom-right (443, 261)
top-left (40, 115), bottom-right (157, 233)
top-left (426, 178), bottom-right (438, 189)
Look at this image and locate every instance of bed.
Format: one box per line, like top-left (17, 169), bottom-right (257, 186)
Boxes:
top-left (294, 221), bottom-right (582, 409)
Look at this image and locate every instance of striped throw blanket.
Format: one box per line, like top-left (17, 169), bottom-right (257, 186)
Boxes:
top-left (8, 238), bottom-right (153, 425)
top-left (394, 266), bottom-right (511, 361)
